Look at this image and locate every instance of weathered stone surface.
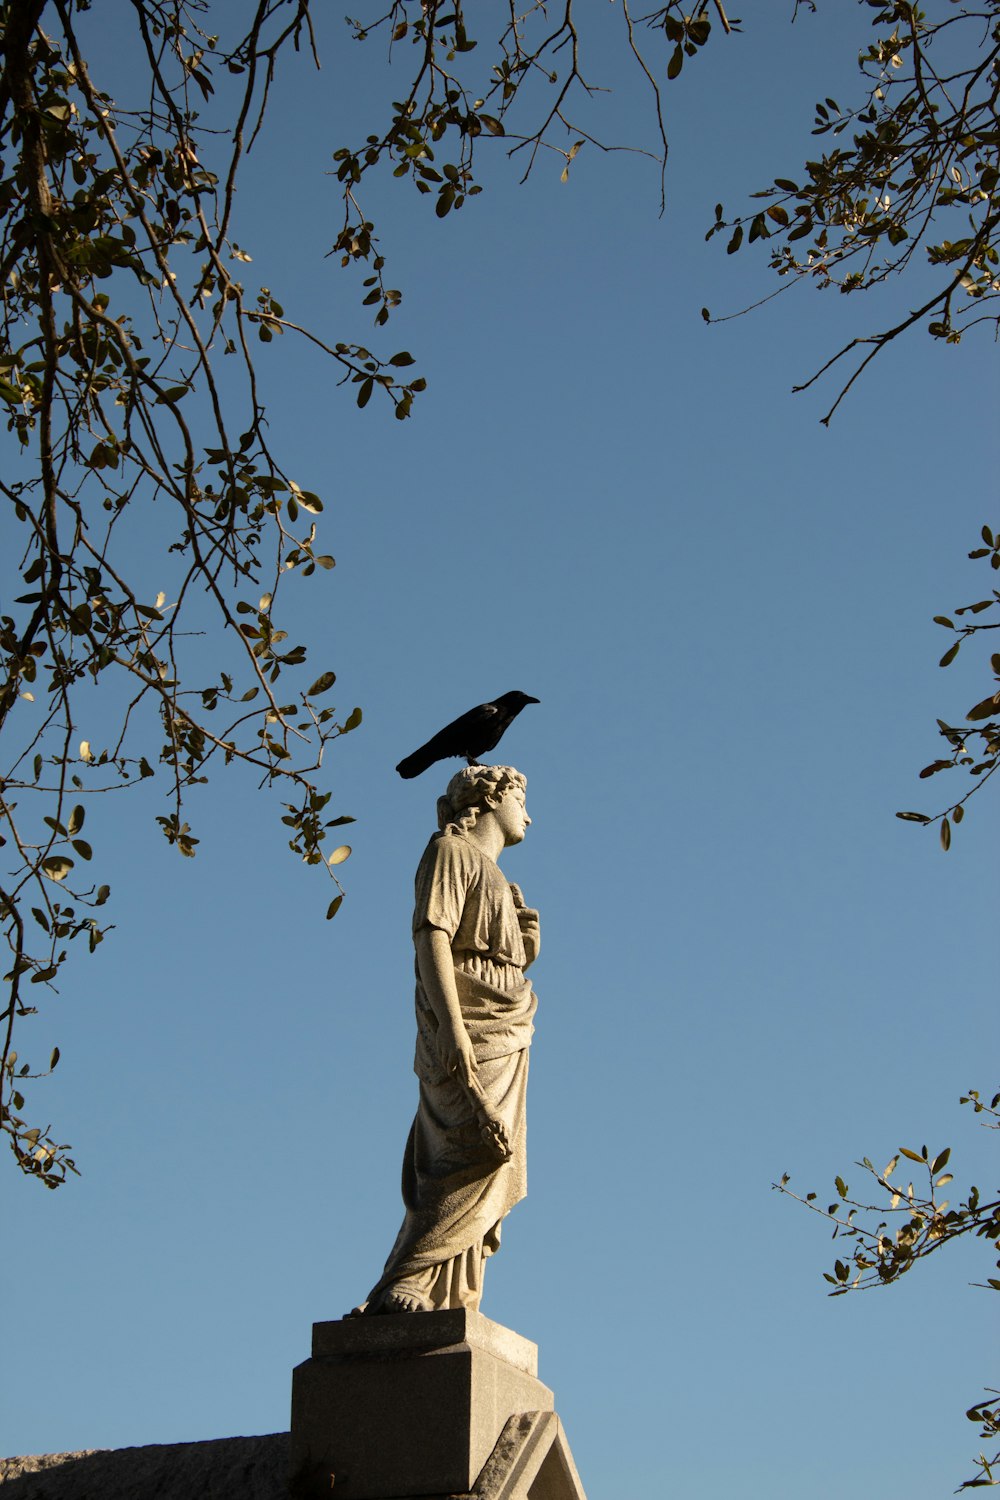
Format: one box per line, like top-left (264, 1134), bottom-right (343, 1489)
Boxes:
top-left (0, 1433), bottom-right (288, 1499)
top-left (473, 1412), bottom-right (587, 1500)
top-left (289, 1311), bottom-right (554, 1500)
top-left (312, 1308), bottom-right (540, 1377)
top-left (1, 1349), bottom-right (587, 1499)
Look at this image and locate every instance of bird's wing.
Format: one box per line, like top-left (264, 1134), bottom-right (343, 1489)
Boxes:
top-left (395, 701), bottom-right (498, 778)
top-left (425, 700), bottom-right (498, 753)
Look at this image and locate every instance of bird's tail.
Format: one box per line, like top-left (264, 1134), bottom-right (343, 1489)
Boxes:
top-left (395, 745), bottom-right (435, 779)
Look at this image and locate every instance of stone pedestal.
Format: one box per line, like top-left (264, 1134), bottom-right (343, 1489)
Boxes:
top-left (289, 1310), bottom-right (585, 1499)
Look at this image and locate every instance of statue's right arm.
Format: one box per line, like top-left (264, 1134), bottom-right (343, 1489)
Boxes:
top-left (414, 926), bottom-right (478, 1088)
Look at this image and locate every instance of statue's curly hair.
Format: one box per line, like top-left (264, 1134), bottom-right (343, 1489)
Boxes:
top-left (436, 765), bottom-right (526, 835)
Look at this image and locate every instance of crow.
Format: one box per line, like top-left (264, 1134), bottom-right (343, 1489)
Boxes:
top-left (395, 691), bottom-right (540, 779)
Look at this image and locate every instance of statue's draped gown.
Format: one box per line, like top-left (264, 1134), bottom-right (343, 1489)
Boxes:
top-left (365, 829), bottom-right (537, 1312)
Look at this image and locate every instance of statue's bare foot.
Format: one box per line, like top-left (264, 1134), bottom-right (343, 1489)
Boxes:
top-left (380, 1287), bottom-right (426, 1313)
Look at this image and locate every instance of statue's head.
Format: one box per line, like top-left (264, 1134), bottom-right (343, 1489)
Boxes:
top-left (437, 765), bottom-right (527, 837)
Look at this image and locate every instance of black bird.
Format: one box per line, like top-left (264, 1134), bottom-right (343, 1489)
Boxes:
top-left (396, 691), bottom-right (540, 779)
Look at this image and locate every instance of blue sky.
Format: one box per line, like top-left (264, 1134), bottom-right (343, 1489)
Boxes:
top-left (4, 5), bottom-right (998, 1496)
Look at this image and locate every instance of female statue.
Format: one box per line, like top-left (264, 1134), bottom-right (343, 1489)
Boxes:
top-left (359, 765), bottom-right (540, 1315)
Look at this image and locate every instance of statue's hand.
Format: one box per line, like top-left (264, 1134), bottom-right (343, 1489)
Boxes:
top-left (509, 882), bottom-right (541, 967)
top-left (438, 1024), bottom-right (478, 1089)
top-left (518, 910), bottom-right (541, 968)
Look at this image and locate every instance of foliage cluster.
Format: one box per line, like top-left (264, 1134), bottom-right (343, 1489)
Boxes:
top-left (710, 0), bottom-right (1000, 421)
top-left (0, 0), bottom-right (411, 1182)
top-left (777, 1089), bottom-right (1000, 1488)
top-left (899, 523), bottom-right (1000, 847)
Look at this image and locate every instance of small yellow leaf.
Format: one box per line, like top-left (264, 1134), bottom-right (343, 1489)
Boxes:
top-left (79, 740), bottom-right (92, 762)
top-left (328, 845), bottom-right (352, 866)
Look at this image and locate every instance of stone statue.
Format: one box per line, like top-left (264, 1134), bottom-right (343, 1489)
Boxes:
top-left (357, 765), bottom-right (539, 1315)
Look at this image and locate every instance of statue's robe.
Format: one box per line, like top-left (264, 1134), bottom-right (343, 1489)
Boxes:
top-left (365, 831), bottom-right (537, 1312)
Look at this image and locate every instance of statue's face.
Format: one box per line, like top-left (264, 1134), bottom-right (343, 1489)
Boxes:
top-left (493, 784), bottom-right (530, 847)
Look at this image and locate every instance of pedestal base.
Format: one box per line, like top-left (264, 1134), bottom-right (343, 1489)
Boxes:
top-left (289, 1310), bottom-right (585, 1500)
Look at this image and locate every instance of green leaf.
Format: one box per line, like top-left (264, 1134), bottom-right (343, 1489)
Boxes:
top-left (918, 760), bottom-right (952, 779)
top-left (72, 839), bottom-right (93, 860)
top-left (931, 1148), bottom-right (951, 1174)
top-left (939, 641), bottom-right (960, 667)
top-left (307, 670), bottom-right (337, 696)
top-left (326, 895), bottom-right (344, 920)
top-left (67, 805), bottom-right (85, 835)
top-left (940, 816), bottom-right (951, 851)
top-left (899, 1146), bottom-right (925, 1163)
top-left (966, 692), bottom-right (1000, 722)
top-left (41, 856), bottom-right (74, 882)
top-left (342, 706), bottom-right (363, 732)
top-left (357, 377), bottom-right (374, 408)
top-left (727, 225), bottom-right (743, 255)
top-left (667, 45), bottom-right (683, 80)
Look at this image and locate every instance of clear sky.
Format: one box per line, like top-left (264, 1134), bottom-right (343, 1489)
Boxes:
top-left (4, 6), bottom-right (997, 1497)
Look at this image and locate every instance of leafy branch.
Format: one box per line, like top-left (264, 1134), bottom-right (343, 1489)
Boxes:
top-left (705, 1), bottom-right (1000, 424)
top-left (776, 1088), bottom-right (1000, 1489)
top-left (896, 523), bottom-right (1000, 848)
top-left (327, 0), bottom-right (738, 296)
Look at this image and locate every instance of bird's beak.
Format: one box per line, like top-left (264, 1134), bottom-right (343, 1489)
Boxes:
top-left (525, 696), bottom-right (540, 704)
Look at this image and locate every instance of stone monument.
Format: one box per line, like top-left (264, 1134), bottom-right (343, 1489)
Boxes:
top-left (289, 766), bottom-right (587, 1498)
